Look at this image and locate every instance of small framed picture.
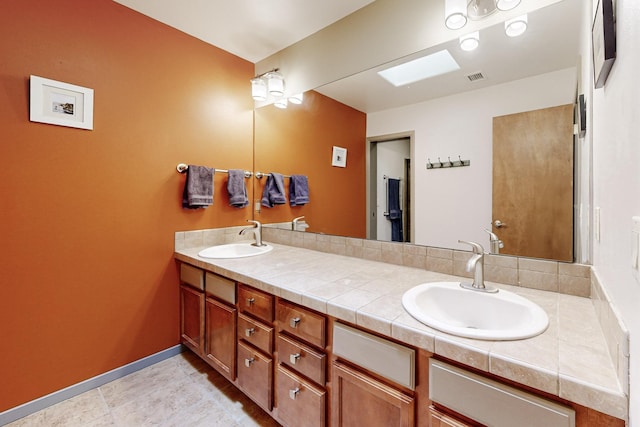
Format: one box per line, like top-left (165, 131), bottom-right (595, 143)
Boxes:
top-left (30, 75), bottom-right (94, 130)
top-left (331, 146), bottom-right (347, 168)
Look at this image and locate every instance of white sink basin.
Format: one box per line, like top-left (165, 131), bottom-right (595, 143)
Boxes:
top-left (401, 282), bottom-right (549, 340)
top-left (198, 242), bottom-right (273, 259)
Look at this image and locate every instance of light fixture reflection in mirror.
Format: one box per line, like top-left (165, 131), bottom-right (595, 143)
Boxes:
top-left (505, 14), bottom-right (528, 37)
top-left (274, 98), bottom-right (288, 109)
top-left (444, 0), bottom-right (468, 30)
top-left (459, 32), bottom-right (480, 51)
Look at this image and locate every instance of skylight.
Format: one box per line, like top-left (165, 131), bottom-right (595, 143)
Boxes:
top-left (377, 50), bottom-right (461, 86)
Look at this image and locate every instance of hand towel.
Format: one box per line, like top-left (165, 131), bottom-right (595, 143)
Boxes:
top-left (227, 169), bottom-right (249, 208)
top-left (182, 165), bottom-right (214, 209)
top-left (387, 178), bottom-right (403, 242)
top-left (261, 173), bottom-right (287, 208)
top-left (289, 174), bottom-right (309, 206)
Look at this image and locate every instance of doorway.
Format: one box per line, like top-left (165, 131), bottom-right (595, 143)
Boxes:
top-left (368, 136), bottom-right (411, 242)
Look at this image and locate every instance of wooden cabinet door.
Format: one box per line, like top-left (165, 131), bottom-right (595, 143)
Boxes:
top-left (276, 365), bottom-right (326, 427)
top-left (237, 340), bottom-right (273, 411)
top-left (332, 361), bottom-right (414, 427)
top-left (428, 406), bottom-right (473, 427)
top-left (205, 297), bottom-right (236, 380)
top-left (180, 284), bottom-right (204, 355)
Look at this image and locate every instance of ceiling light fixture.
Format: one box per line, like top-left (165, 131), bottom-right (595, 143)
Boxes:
top-left (459, 32), bottom-right (480, 51)
top-left (505, 14), bottom-right (528, 37)
top-left (445, 0), bottom-right (522, 30)
top-left (251, 68), bottom-right (286, 101)
top-left (251, 77), bottom-right (267, 101)
top-left (445, 0), bottom-right (468, 29)
top-left (496, 0), bottom-right (521, 11)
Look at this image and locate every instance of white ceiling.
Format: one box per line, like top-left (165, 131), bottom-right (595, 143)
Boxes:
top-left (112, 0), bottom-right (375, 63)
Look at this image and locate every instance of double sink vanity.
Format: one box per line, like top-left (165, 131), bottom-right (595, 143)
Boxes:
top-left (174, 225), bottom-right (627, 426)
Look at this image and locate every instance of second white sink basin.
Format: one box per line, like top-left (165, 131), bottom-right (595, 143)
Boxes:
top-left (198, 242), bottom-right (273, 259)
top-left (402, 282), bottom-right (549, 341)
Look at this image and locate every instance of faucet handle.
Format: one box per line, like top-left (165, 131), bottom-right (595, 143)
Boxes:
top-left (458, 240), bottom-right (485, 254)
top-left (246, 220), bottom-right (261, 228)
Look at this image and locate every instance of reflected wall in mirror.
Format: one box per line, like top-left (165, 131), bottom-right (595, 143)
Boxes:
top-left (253, 0), bottom-right (584, 262)
top-left (254, 90), bottom-right (367, 238)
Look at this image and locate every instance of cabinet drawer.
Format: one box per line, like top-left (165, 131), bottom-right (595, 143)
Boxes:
top-left (205, 272), bottom-right (236, 304)
top-left (180, 263), bottom-right (204, 290)
top-left (333, 322), bottom-right (415, 390)
top-left (238, 312), bottom-right (274, 355)
top-left (237, 340), bottom-right (273, 411)
top-left (277, 334), bottom-right (326, 385)
top-left (277, 300), bottom-right (326, 349)
top-left (238, 284), bottom-right (274, 323)
top-left (276, 365), bottom-right (326, 427)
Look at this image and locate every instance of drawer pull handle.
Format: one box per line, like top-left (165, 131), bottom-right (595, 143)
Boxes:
top-left (289, 387), bottom-right (300, 400)
top-left (244, 357), bottom-right (255, 368)
top-left (290, 317), bottom-right (301, 328)
top-left (245, 327), bottom-right (255, 337)
top-left (246, 297), bottom-right (255, 306)
top-left (289, 353), bottom-right (301, 364)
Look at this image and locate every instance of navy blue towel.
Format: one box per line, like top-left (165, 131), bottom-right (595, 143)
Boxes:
top-left (387, 178), bottom-right (403, 242)
top-left (289, 175), bottom-right (309, 206)
top-left (227, 169), bottom-right (249, 208)
top-left (261, 173), bottom-right (287, 207)
top-left (182, 165), bottom-right (214, 209)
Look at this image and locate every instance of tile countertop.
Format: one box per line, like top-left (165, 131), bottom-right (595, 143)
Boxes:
top-left (174, 243), bottom-right (627, 421)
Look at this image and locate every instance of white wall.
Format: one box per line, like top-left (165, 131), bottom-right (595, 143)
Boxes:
top-left (367, 68), bottom-right (576, 251)
top-left (589, 0), bottom-right (640, 423)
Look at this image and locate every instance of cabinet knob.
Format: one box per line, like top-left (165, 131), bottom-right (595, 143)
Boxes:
top-left (245, 327), bottom-right (255, 337)
top-left (246, 297), bottom-right (255, 306)
top-left (289, 387), bottom-right (300, 400)
top-left (289, 317), bottom-right (301, 328)
top-left (289, 353), bottom-right (301, 364)
top-left (244, 357), bottom-right (255, 368)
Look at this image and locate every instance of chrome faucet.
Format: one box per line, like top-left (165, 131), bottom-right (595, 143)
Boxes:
top-left (292, 216), bottom-right (308, 231)
top-left (239, 220), bottom-right (264, 247)
top-left (458, 240), bottom-right (498, 293)
top-left (484, 228), bottom-right (504, 254)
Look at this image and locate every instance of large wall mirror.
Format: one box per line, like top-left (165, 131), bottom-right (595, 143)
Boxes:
top-left (253, 0), bottom-right (585, 262)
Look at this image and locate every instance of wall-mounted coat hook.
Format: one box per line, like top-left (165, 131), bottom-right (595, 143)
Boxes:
top-left (426, 155), bottom-right (471, 170)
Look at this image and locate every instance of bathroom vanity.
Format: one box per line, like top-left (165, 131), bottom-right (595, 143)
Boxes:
top-left (175, 234), bottom-right (627, 427)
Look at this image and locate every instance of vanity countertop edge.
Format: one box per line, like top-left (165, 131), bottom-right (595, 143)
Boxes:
top-left (174, 243), bottom-right (628, 421)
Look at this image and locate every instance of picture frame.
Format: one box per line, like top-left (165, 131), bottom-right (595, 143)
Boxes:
top-left (331, 146), bottom-right (347, 168)
top-left (592, 0), bottom-right (616, 89)
top-left (30, 75), bottom-right (94, 130)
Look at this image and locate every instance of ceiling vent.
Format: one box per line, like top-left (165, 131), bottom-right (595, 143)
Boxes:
top-left (466, 71), bottom-right (485, 82)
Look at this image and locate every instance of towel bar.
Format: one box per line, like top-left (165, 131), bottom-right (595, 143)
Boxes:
top-left (176, 163), bottom-right (252, 178)
top-left (254, 171), bottom-right (291, 179)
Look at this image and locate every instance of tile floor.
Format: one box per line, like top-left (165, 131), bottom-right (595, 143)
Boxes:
top-left (7, 351), bottom-right (281, 427)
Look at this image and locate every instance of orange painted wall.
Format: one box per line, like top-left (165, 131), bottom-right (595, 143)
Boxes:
top-left (254, 91), bottom-right (367, 237)
top-left (0, 0), bottom-right (254, 411)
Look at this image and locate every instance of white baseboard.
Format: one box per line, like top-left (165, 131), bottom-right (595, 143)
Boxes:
top-left (0, 345), bottom-right (183, 426)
